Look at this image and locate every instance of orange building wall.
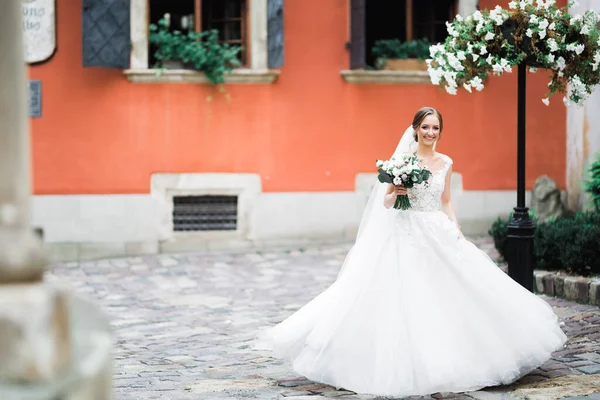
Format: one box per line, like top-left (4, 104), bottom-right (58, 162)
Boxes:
top-left (29, 0), bottom-right (566, 195)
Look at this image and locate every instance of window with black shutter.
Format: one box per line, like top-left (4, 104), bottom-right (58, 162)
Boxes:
top-left (172, 195), bottom-right (238, 232)
top-left (350, 0), bottom-right (458, 69)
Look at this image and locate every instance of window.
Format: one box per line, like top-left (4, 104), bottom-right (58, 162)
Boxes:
top-left (364, 0), bottom-right (457, 67)
top-left (149, 0), bottom-right (249, 67)
top-left (82, 0), bottom-right (284, 84)
top-left (349, 0), bottom-right (471, 70)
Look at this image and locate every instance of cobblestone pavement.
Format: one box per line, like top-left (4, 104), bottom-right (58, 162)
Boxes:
top-left (47, 237), bottom-right (600, 400)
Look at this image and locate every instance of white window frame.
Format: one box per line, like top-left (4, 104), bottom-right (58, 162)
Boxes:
top-left (125, 0), bottom-right (279, 84)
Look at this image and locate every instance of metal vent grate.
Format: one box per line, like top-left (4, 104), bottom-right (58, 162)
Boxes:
top-left (173, 195), bottom-right (238, 231)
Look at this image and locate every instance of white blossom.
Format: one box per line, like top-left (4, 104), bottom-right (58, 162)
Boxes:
top-left (446, 21), bottom-right (459, 37)
top-left (457, 51), bottom-right (467, 61)
top-left (556, 56), bottom-right (566, 70)
top-left (581, 25), bottom-right (591, 35)
top-left (542, 98), bottom-right (550, 106)
top-left (575, 44), bottom-right (585, 55)
top-left (445, 85), bottom-right (458, 95)
top-left (526, 28), bottom-right (534, 37)
top-left (548, 38), bottom-right (559, 52)
top-left (519, 1), bottom-right (527, 8)
top-left (472, 53), bottom-right (480, 61)
top-left (486, 54), bottom-right (494, 65)
top-left (473, 10), bottom-right (483, 21)
top-left (463, 83), bottom-right (473, 93)
top-left (467, 42), bottom-right (474, 53)
top-left (530, 67), bottom-right (538, 73)
top-left (509, 1), bottom-right (518, 8)
top-left (485, 32), bottom-right (495, 41)
top-left (539, 29), bottom-right (547, 39)
top-left (476, 21), bottom-right (485, 33)
top-left (470, 76), bottom-right (484, 91)
top-left (480, 45), bottom-right (488, 55)
top-left (456, 14), bottom-right (463, 22)
top-left (530, 15), bottom-right (539, 24)
top-left (492, 63), bottom-right (504, 74)
top-left (570, 14), bottom-right (583, 25)
top-left (547, 53), bottom-right (555, 63)
top-left (548, 22), bottom-right (556, 30)
top-left (563, 96), bottom-right (572, 107)
top-left (428, 67), bottom-right (443, 85)
top-left (539, 19), bottom-right (549, 30)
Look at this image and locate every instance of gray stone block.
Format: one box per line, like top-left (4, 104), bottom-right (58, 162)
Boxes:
top-left (555, 274), bottom-right (566, 297)
top-left (535, 271), bottom-right (551, 294)
top-left (565, 277), bottom-right (590, 303)
top-left (543, 274), bottom-right (555, 296)
top-left (589, 281), bottom-right (600, 307)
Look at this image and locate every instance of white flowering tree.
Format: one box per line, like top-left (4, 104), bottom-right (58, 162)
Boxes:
top-left (427, 0), bottom-right (600, 107)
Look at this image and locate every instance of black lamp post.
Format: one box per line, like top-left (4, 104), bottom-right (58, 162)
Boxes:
top-left (507, 62), bottom-right (536, 292)
top-left (502, 19), bottom-right (536, 292)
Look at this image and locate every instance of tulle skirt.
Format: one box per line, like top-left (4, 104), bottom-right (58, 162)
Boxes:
top-left (258, 210), bottom-right (567, 397)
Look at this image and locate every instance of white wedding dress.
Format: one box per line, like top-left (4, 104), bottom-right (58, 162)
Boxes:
top-left (258, 132), bottom-right (567, 397)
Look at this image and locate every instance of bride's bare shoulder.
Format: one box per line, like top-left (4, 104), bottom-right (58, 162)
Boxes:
top-left (435, 152), bottom-right (454, 164)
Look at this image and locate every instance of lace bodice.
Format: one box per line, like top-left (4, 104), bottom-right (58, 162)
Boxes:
top-left (406, 154), bottom-right (453, 212)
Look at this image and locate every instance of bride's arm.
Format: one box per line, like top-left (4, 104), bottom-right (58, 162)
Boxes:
top-left (384, 184), bottom-right (397, 209)
top-left (384, 184), bottom-right (406, 209)
top-left (441, 166), bottom-right (463, 237)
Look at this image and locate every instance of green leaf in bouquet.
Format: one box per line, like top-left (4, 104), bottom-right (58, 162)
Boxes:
top-left (377, 169), bottom-right (393, 184)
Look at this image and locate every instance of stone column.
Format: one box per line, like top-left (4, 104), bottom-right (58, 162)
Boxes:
top-left (0, 0), bottom-right (45, 283)
top-left (0, 2), bottom-right (113, 398)
top-left (566, 0), bottom-right (600, 211)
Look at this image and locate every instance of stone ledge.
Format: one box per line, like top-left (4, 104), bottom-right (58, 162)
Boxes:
top-left (124, 68), bottom-right (279, 84)
top-left (535, 270), bottom-right (600, 307)
top-left (340, 70), bottom-right (432, 85)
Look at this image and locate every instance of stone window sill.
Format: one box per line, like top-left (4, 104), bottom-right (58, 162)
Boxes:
top-left (124, 68), bottom-right (280, 84)
top-left (340, 70), bottom-right (431, 85)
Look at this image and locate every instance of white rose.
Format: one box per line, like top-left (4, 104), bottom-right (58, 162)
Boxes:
top-left (542, 98), bottom-right (550, 106)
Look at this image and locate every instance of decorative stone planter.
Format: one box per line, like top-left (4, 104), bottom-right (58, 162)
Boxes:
top-left (380, 59), bottom-right (428, 72)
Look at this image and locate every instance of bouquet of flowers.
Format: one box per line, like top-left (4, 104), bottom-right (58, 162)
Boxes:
top-left (376, 154), bottom-right (432, 210)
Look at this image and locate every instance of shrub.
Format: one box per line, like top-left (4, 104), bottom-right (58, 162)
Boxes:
top-left (584, 154), bottom-right (600, 212)
top-left (491, 211), bottom-right (600, 276)
top-left (372, 38), bottom-right (432, 61)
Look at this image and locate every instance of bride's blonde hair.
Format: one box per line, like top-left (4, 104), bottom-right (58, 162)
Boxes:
top-left (412, 107), bottom-right (443, 142)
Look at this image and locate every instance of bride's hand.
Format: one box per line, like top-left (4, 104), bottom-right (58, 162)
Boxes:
top-left (395, 185), bottom-right (408, 196)
top-left (456, 223), bottom-right (464, 239)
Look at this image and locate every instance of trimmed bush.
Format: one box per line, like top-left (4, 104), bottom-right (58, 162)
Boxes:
top-left (490, 211), bottom-right (600, 276)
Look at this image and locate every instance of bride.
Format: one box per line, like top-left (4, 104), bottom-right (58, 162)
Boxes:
top-left (258, 107), bottom-right (567, 397)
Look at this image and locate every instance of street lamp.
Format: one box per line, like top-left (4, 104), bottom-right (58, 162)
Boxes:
top-left (502, 19), bottom-right (536, 292)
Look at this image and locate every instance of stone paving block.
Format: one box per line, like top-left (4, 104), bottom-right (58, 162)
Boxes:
top-left (578, 365), bottom-right (600, 374)
top-left (282, 390), bottom-right (317, 397)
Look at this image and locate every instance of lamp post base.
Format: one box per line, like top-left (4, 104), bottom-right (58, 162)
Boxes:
top-left (507, 207), bottom-right (535, 292)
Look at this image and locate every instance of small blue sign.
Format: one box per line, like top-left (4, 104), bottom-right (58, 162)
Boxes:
top-left (28, 80), bottom-right (41, 118)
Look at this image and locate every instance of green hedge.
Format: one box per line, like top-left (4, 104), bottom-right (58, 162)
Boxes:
top-left (489, 212), bottom-right (600, 276)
